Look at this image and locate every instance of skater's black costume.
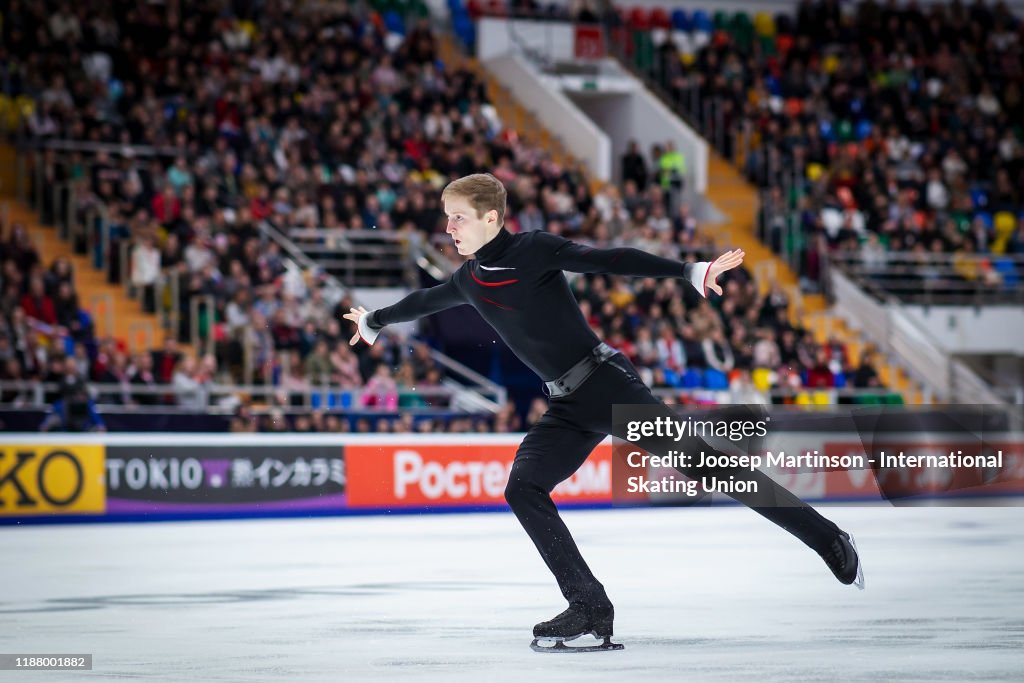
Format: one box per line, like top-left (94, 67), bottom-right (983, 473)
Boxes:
top-left (361, 228), bottom-right (860, 642)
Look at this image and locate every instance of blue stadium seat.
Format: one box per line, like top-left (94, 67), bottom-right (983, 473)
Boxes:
top-left (970, 188), bottom-right (989, 210)
top-left (856, 119), bottom-right (873, 140)
top-left (692, 10), bottom-right (713, 33)
top-left (703, 368), bottom-right (729, 389)
top-left (384, 11), bottom-right (406, 35)
top-left (663, 368), bottom-right (679, 386)
top-left (993, 257), bottom-right (1019, 289)
top-left (453, 15), bottom-right (475, 48)
top-left (671, 9), bottom-right (690, 31)
top-left (682, 368), bottom-right (703, 388)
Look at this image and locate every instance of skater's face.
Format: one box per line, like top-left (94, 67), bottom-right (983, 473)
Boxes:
top-left (444, 195), bottom-right (498, 256)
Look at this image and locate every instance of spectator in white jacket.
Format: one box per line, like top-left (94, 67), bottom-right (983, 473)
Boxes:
top-left (131, 233), bottom-right (161, 313)
top-left (172, 356), bottom-right (208, 410)
top-left (702, 329), bottom-right (735, 373)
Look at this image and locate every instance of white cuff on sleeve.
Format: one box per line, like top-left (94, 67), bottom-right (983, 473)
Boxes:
top-left (689, 261), bottom-right (713, 298)
top-left (357, 311), bottom-right (381, 345)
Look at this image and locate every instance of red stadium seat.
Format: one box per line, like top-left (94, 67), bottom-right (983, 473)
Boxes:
top-left (466, 0), bottom-right (483, 19)
top-left (627, 7), bottom-right (651, 30)
top-left (649, 8), bottom-right (671, 29)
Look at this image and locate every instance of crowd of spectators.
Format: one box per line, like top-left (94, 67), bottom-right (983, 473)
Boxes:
top-left (605, 0), bottom-right (1024, 291)
top-left (0, 222), bottom-right (526, 431)
top-left (2, 0), bottom-right (897, 433)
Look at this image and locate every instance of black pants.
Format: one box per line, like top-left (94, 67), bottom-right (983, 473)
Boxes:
top-left (504, 353), bottom-right (842, 607)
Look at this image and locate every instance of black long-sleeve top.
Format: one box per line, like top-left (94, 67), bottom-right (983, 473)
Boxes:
top-left (366, 228), bottom-right (706, 381)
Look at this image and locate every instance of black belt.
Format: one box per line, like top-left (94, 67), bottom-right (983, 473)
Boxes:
top-left (543, 343), bottom-right (619, 398)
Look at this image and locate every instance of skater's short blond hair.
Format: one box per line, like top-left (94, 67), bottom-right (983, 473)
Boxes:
top-left (441, 173), bottom-right (507, 227)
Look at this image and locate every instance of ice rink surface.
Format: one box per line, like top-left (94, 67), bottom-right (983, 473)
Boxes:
top-left (3, 505), bottom-right (1023, 682)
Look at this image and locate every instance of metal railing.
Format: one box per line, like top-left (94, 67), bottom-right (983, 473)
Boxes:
top-left (0, 380), bottom-right (489, 415)
top-left (505, 15), bottom-right (561, 72)
top-left (1, 379), bottom-right (902, 415)
top-left (258, 220), bottom-right (506, 401)
top-left (828, 251), bottom-right (1024, 306)
top-left (283, 227), bottom-right (420, 288)
top-left (829, 268), bottom-right (1011, 405)
top-left (418, 236), bottom-right (459, 279)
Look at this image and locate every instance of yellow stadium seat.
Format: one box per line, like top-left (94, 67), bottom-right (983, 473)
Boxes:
top-left (15, 95), bottom-right (34, 127)
top-left (239, 20), bottom-right (258, 39)
top-left (995, 211), bottom-right (1015, 237)
top-left (753, 12), bottom-right (776, 38)
top-left (752, 367), bottom-right (772, 392)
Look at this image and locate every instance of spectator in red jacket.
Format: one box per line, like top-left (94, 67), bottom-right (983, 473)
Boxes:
top-left (152, 184), bottom-right (182, 225)
top-left (20, 276), bottom-right (57, 325)
top-left (806, 348), bottom-right (836, 388)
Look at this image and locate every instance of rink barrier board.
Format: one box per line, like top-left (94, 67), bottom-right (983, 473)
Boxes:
top-left (2, 433), bottom-right (1022, 523)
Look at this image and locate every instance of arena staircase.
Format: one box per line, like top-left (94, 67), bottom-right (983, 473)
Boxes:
top-left (1, 144), bottom-right (183, 354)
top-left (702, 154), bottom-right (926, 403)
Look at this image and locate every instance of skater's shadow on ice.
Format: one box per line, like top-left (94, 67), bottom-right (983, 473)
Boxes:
top-left (0, 581), bottom-right (539, 614)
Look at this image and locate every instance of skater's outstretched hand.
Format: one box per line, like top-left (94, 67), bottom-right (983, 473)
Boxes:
top-left (706, 249), bottom-right (745, 296)
top-left (342, 305), bottom-right (371, 345)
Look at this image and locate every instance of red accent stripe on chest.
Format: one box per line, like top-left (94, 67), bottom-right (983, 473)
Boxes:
top-left (479, 296), bottom-right (515, 310)
top-left (470, 270), bottom-right (519, 287)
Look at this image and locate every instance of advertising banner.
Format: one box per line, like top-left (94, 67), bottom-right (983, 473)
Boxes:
top-left (2, 414), bottom-right (1021, 524)
top-left (103, 445), bottom-right (346, 514)
top-left (0, 444), bottom-right (105, 516)
top-left (345, 443), bottom-right (613, 508)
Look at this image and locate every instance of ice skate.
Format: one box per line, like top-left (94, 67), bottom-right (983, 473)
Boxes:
top-left (821, 531), bottom-right (865, 590)
top-left (530, 602), bottom-right (623, 653)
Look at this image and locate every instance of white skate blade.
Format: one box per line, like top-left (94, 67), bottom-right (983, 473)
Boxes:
top-left (532, 632), bottom-right (585, 644)
top-left (848, 533), bottom-right (865, 590)
top-left (530, 634), bottom-right (624, 653)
